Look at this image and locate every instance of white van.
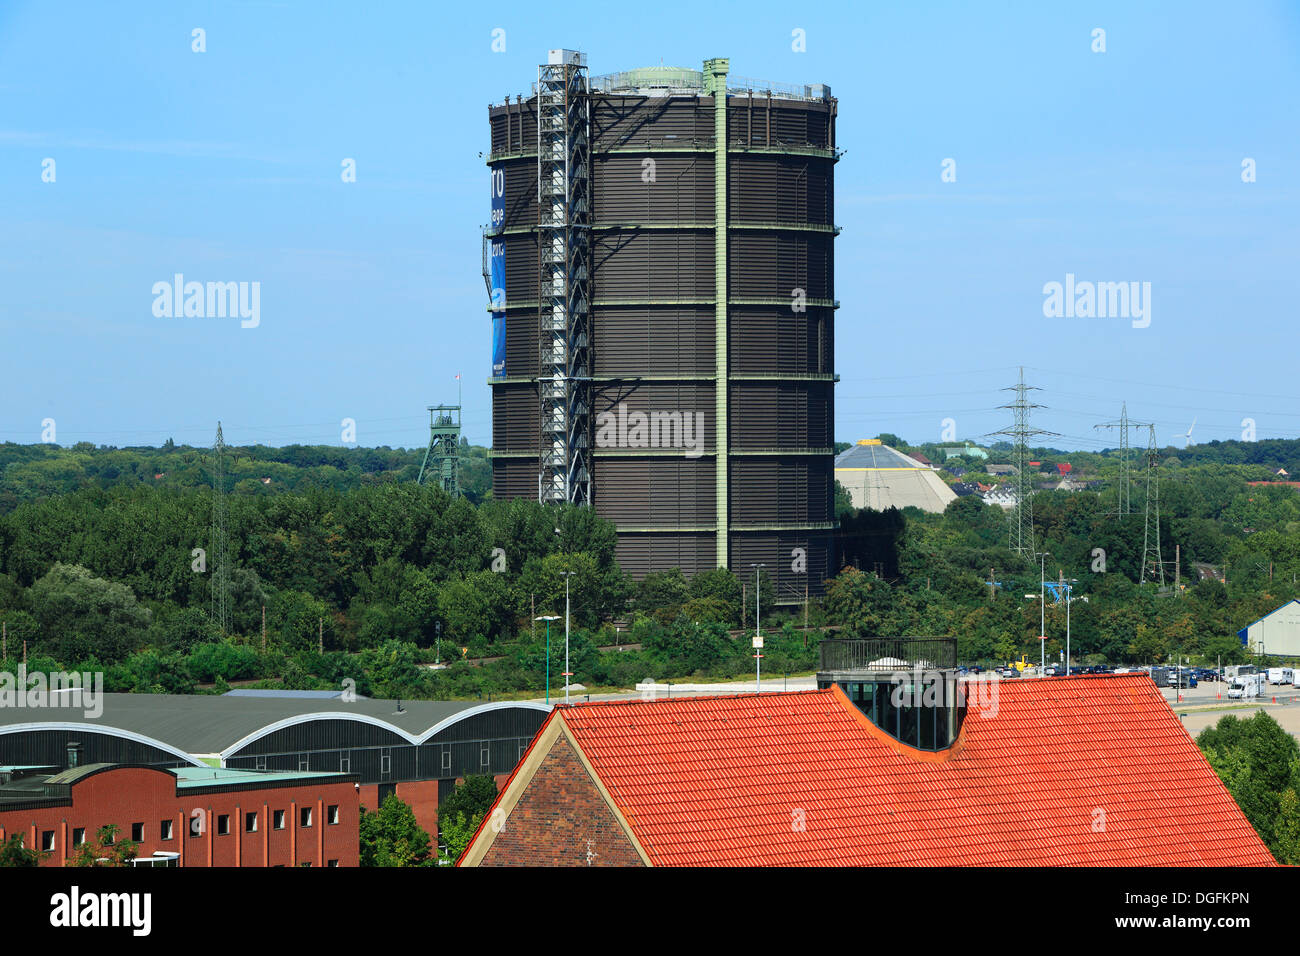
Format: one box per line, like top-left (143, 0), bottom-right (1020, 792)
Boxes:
top-left (1268, 667), bottom-right (1294, 685)
top-left (1228, 674), bottom-right (1264, 699)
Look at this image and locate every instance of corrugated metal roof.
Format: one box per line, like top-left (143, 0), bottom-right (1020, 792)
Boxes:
top-left (0, 693), bottom-right (547, 755)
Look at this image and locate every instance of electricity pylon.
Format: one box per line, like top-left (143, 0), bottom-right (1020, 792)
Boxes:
top-left (987, 367), bottom-right (1059, 558)
top-left (1096, 402), bottom-right (1137, 516)
top-left (210, 422), bottom-right (231, 635)
top-left (1140, 424), bottom-right (1165, 586)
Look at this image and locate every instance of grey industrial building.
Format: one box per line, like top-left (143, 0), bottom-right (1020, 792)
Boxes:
top-left (0, 690), bottom-right (550, 838)
top-left (486, 51), bottom-right (839, 599)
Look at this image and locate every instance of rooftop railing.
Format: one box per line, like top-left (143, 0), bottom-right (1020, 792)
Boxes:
top-left (819, 638), bottom-right (958, 672)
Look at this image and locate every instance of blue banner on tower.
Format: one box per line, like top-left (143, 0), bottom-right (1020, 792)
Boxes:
top-left (492, 315), bottom-right (506, 378)
top-left (490, 166), bottom-right (505, 231)
top-left (489, 166), bottom-right (507, 377)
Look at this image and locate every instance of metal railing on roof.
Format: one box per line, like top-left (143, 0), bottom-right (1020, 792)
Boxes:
top-left (819, 638), bottom-right (958, 672)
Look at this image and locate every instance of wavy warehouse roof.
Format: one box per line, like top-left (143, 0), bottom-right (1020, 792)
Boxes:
top-left (0, 692), bottom-right (549, 763)
top-left (461, 675), bottom-right (1273, 867)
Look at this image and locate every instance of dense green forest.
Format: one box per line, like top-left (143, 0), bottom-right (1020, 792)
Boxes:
top-left (0, 437), bottom-right (1297, 698)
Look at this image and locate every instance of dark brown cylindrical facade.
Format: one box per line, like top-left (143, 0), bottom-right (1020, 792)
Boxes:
top-left (487, 60), bottom-right (837, 599)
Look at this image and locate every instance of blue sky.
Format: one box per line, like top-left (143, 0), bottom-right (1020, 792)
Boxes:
top-left (1, 0), bottom-right (1297, 453)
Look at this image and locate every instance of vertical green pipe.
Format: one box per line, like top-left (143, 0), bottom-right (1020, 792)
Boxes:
top-left (704, 57), bottom-right (729, 569)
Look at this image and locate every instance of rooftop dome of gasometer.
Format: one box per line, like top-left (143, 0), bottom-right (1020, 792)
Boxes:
top-left (591, 65), bottom-right (706, 94)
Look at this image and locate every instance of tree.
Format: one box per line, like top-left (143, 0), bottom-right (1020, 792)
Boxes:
top-left (68, 824), bottom-right (138, 867)
top-left (438, 774), bottom-right (498, 826)
top-left (1198, 711), bottom-right (1298, 859)
top-left (437, 775), bottom-right (498, 862)
top-left (27, 563), bottom-right (152, 663)
top-left (439, 810), bottom-right (483, 864)
top-left (359, 794), bottom-right (432, 867)
top-left (0, 833), bottom-right (43, 867)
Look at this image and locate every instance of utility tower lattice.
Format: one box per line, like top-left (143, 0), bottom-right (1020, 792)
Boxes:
top-left (987, 367), bottom-right (1059, 559)
top-left (1140, 424), bottom-right (1166, 586)
top-left (1095, 402), bottom-right (1140, 516)
top-left (418, 405), bottom-right (462, 497)
top-left (209, 422), bottom-right (231, 635)
top-left (536, 52), bottom-right (592, 506)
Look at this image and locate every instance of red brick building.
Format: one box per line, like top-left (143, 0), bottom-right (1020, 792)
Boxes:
top-left (0, 763), bottom-right (360, 867)
top-left (460, 675), bottom-right (1276, 866)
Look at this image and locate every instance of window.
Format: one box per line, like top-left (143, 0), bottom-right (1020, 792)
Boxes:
top-left (217, 815), bottom-right (230, 836)
top-left (245, 812), bottom-right (258, 833)
top-left (72, 828), bottom-right (85, 847)
top-left (441, 749), bottom-right (451, 772)
top-left (131, 822), bottom-right (144, 842)
top-left (339, 754), bottom-right (350, 773)
top-left (103, 829), bottom-right (115, 845)
top-left (327, 805), bottom-right (340, 825)
top-left (380, 749), bottom-right (391, 778)
top-left (300, 807), bottom-right (312, 828)
top-left (298, 755), bottom-right (309, 772)
top-left (273, 810), bottom-right (286, 830)
top-left (480, 744), bottom-right (490, 768)
top-left (255, 757), bottom-right (267, 771)
top-left (40, 831), bottom-right (55, 852)
top-left (159, 820), bottom-right (174, 841)
top-left (327, 859), bottom-right (339, 867)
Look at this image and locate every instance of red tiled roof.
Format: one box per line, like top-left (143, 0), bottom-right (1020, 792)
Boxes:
top-left (557, 676), bottom-right (1274, 867)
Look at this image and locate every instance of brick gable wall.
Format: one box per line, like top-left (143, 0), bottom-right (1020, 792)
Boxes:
top-left (478, 735), bottom-right (644, 866)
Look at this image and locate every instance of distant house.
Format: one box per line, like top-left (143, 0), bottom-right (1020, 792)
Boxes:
top-left (153, 473), bottom-right (166, 480)
top-left (986, 464), bottom-right (1017, 476)
top-left (983, 486), bottom-right (1018, 510)
top-left (1057, 463), bottom-right (1072, 475)
top-left (950, 482), bottom-right (981, 497)
top-left (260, 477), bottom-right (272, 485)
top-left (940, 443), bottom-right (989, 461)
top-left (1278, 468), bottom-right (1290, 477)
top-left (1246, 481), bottom-right (1300, 490)
top-left (907, 451), bottom-right (934, 468)
top-left (943, 465), bottom-right (967, 478)
top-left (1028, 461), bottom-right (1042, 467)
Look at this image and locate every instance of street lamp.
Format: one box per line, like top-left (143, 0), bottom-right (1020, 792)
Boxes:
top-left (1036, 551), bottom-right (1050, 674)
top-left (1062, 577), bottom-right (1079, 675)
top-left (750, 563), bottom-right (765, 692)
top-left (560, 570), bottom-right (576, 703)
top-left (535, 615), bottom-right (560, 704)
